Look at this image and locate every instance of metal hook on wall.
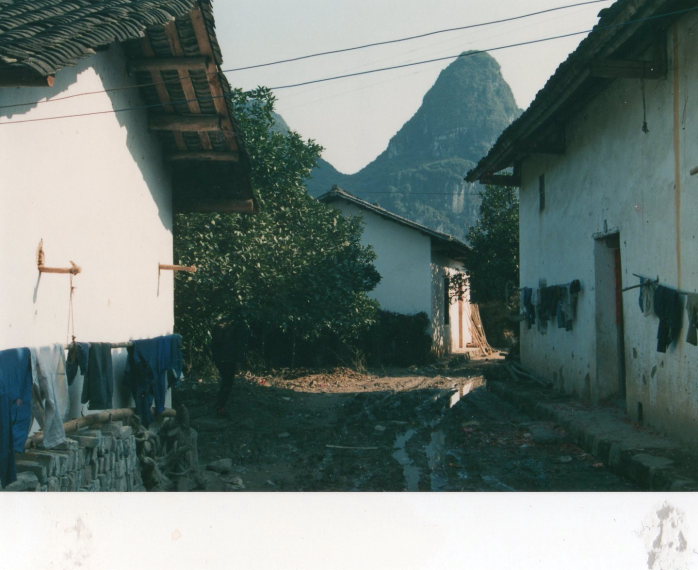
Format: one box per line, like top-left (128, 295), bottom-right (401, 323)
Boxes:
top-left (37, 239), bottom-right (81, 275)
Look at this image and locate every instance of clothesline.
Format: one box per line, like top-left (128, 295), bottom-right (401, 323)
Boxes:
top-left (623, 273), bottom-right (697, 295)
top-left (63, 341), bottom-right (133, 350)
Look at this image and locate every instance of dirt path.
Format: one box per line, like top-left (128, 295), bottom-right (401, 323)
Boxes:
top-left (176, 357), bottom-right (637, 491)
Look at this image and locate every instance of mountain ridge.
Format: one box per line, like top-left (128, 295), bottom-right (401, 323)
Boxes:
top-left (305, 51), bottom-right (520, 241)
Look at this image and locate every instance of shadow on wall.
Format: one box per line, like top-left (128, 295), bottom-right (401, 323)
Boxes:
top-left (1, 47), bottom-right (172, 232)
top-left (97, 46), bottom-right (172, 232)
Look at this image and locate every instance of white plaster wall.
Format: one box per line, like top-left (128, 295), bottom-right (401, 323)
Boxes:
top-left (328, 202), bottom-right (433, 319)
top-left (518, 15), bottom-right (698, 445)
top-left (0, 46), bottom-right (175, 417)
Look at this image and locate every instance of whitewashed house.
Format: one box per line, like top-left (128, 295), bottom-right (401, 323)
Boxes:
top-left (0, 1), bottom-right (253, 418)
top-left (467, 0), bottom-right (698, 446)
top-left (319, 187), bottom-right (472, 355)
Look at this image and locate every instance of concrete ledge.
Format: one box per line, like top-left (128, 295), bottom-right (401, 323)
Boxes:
top-left (488, 373), bottom-right (698, 490)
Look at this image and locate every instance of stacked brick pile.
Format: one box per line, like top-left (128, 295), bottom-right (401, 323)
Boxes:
top-left (6, 421), bottom-right (145, 492)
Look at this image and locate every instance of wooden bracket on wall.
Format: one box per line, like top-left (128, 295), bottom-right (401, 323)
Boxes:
top-left (37, 240), bottom-right (81, 275)
top-left (159, 263), bottom-right (197, 273)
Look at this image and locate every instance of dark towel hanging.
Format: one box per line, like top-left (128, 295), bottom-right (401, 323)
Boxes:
top-left (653, 286), bottom-right (683, 353)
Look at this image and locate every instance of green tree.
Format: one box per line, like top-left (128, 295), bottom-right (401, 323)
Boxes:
top-left (174, 88), bottom-right (380, 369)
top-left (466, 184), bottom-right (519, 304)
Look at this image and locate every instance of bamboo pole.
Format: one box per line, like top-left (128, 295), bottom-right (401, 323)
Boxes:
top-left (26, 408), bottom-right (176, 449)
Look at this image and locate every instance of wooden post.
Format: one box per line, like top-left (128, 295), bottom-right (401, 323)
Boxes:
top-left (159, 263), bottom-right (197, 273)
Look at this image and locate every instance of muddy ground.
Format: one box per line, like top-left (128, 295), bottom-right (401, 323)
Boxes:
top-left (175, 356), bottom-right (637, 491)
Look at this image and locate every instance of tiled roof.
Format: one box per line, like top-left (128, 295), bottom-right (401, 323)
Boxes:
top-left (0, 0), bottom-right (196, 74)
top-left (0, 0), bottom-right (255, 213)
top-left (466, 0), bottom-right (690, 184)
top-left (318, 186), bottom-right (471, 261)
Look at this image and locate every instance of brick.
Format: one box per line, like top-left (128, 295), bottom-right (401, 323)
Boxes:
top-left (84, 464), bottom-right (94, 484)
top-left (16, 451), bottom-right (57, 477)
top-left (71, 434), bottom-right (102, 449)
top-left (15, 460), bottom-right (47, 484)
top-left (54, 439), bottom-right (79, 451)
top-left (4, 471), bottom-right (39, 492)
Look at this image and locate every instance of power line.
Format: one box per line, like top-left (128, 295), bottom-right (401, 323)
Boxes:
top-left (268, 29), bottom-right (592, 90)
top-left (0, 0), bottom-right (605, 112)
top-left (1, 5), bottom-right (696, 126)
top-left (268, 2), bottom-right (698, 90)
top-left (225, 0), bottom-right (612, 72)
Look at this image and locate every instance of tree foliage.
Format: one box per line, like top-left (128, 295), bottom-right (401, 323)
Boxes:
top-left (466, 184), bottom-right (519, 304)
top-left (174, 88), bottom-right (380, 368)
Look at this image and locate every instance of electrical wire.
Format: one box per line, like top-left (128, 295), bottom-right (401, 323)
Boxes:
top-left (0, 0), bottom-right (607, 112)
top-left (268, 2), bottom-right (698, 90)
top-left (225, 0), bottom-right (612, 72)
top-left (1, 5), bottom-right (696, 126)
top-left (268, 29), bottom-right (592, 90)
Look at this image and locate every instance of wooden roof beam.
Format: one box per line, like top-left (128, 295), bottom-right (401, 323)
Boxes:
top-left (590, 35), bottom-right (667, 79)
top-left (174, 197), bottom-right (257, 214)
top-left (167, 151), bottom-right (240, 162)
top-left (149, 114), bottom-right (221, 132)
top-left (480, 163), bottom-right (522, 187)
top-left (0, 68), bottom-right (54, 87)
top-left (590, 58), bottom-right (666, 79)
top-left (128, 56), bottom-right (209, 73)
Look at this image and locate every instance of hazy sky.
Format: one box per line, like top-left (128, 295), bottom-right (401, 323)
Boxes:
top-left (212, 0), bottom-right (614, 174)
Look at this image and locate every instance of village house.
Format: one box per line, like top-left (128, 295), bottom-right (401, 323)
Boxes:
top-left (319, 186), bottom-right (476, 356)
top-left (467, 0), bottom-right (698, 447)
top-left (0, 0), bottom-right (253, 480)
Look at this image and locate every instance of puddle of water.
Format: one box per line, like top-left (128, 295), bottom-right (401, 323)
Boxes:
top-left (393, 429), bottom-right (421, 491)
top-left (425, 430), bottom-right (448, 491)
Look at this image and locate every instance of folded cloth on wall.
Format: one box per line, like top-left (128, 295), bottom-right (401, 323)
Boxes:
top-left (126, 335), bottom-right (183, 426)
top-left (29, 344), bottom-right (69, 449)
top-left (66, 342), bottom-right (90, 385)
top-left (686, 293), bottom-right (698, 346)
top-left (540, 285), bottom-right (565, 324)
top-left (558, 279), bottom-right (582, 331)
top-left (654, 286), bottom-right (683, 353)
top-left (80, 343), bottom-right (113, 410)
top-left (638, 277), bottom-right (657, 316)
top-left (0, 348), bottom-right (33, 487)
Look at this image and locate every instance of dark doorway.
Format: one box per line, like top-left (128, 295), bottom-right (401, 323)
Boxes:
top-left (593, 233), bottom-right (626, 403)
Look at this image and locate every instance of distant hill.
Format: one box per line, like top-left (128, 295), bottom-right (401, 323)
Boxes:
top-left (305, 51), bottom-right (520, 241)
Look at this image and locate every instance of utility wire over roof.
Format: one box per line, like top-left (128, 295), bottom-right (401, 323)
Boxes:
top-left (466, 0), bottom-right (695, 185)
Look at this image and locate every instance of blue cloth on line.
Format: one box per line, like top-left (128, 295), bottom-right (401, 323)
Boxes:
top-left (0, 348), bottom-right (33, 487)
top-left (126, 335), bottom-right (183, 426)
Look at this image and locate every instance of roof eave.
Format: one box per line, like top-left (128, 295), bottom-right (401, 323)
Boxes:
top-left (467, 0), bottom-right (684, 184)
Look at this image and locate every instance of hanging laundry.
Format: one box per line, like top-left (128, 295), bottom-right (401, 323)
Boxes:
top-left (685, 293), bottom-right (698, 346)
top-left (29, 344), bottom-right (69, 449)
top-left (539, 285), bottom-right (564, 324)
top-left (125, 334), bottom-right (183, 426)
top-left (66, 342), bottom-right (90, 385)
top-left (80, 343), bottom-right (113, 409)
top-left (638, 277), bottom-right (657, 316)
top-left (0, 348), bottom-right (33, 487)
top-left (653, 286), bottom-right (683, 353)
top-left (520, 287), bottom-right (535, 329)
